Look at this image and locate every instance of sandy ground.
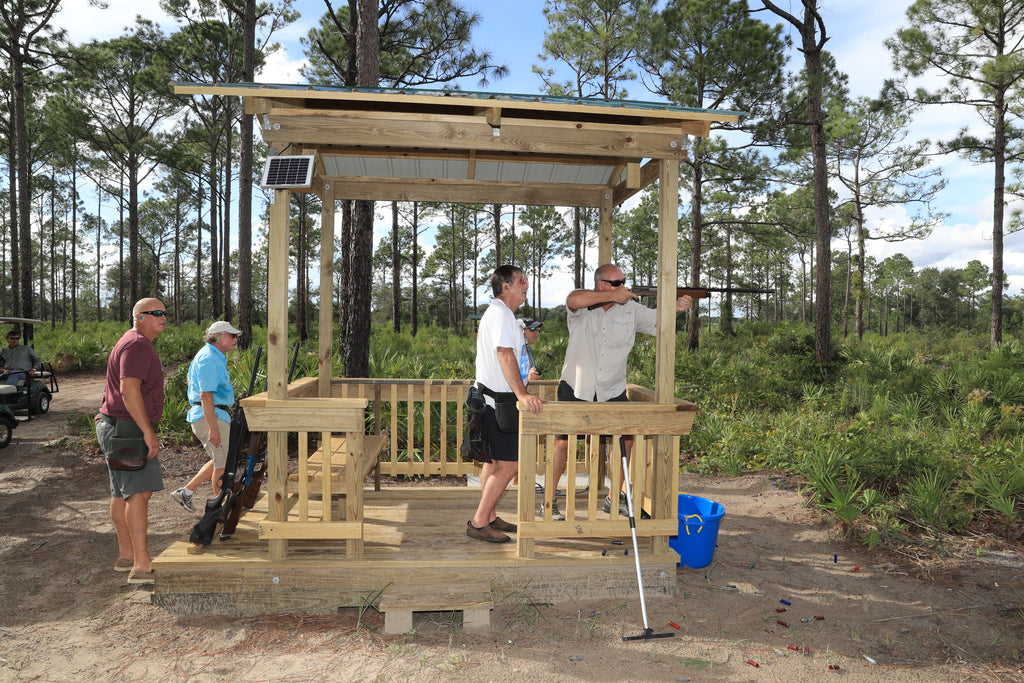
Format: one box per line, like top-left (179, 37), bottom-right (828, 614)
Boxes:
top-left (1, 370), bottom-right (1023, 682)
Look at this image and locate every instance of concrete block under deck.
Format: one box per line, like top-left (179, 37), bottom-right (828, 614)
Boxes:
top-left (151, 488), bottom-right (678, 617)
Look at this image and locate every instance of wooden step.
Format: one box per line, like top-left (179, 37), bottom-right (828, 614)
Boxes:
top-left (378, 581), bottom-right (493, 634)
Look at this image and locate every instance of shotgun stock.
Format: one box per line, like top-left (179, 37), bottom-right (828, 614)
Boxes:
top-left (220, 342), bottom-right (301, 539)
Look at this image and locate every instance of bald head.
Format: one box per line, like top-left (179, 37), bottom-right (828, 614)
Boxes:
top-left (132, 297), bottom-right (167, 340)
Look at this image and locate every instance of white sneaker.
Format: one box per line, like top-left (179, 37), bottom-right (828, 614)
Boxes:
top-left (538, 501), bottom-right (566, 521)
top-left (171, 487), bottom-right (195, 512)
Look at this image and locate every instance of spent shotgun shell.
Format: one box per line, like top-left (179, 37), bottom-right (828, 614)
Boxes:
top-left (780, 599), bottom-right (791, 606)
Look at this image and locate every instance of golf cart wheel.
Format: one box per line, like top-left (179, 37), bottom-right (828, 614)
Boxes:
top-left (0, 419), bottom-right (12, 448)
top-left (30, 390), bottom-right (50, 415)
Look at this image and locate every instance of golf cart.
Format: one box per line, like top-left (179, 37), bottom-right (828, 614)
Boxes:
top-left (0, 317), bottom-right (59, 425)
top-left (0, 403), bottom-right (15, 448)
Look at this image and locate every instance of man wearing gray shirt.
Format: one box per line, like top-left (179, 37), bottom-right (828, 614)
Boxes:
top-left (0, 330), bottom-right (41, 386)
top-left (545, 264), bottom-right (692, 519)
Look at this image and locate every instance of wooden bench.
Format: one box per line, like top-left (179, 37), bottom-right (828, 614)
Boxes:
top-left (288, 433), bottom-right (388, 493)
top-left (379, 581), bottom-right (493, 634)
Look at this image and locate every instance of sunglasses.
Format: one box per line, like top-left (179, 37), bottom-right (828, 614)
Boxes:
top-left (139, 310), bottom-right (168, 317)
top-left (600, 279), bottom-right (626, 287)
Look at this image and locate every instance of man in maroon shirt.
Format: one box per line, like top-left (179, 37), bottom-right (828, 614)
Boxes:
top-left (97, 297), bottom-right (167, 585)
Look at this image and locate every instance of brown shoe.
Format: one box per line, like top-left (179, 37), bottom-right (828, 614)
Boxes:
top-left (490, 516), bottom-right (517, 533)
top-left (466, 521), bottom-right (511, 543)
top-left (127, 569), bottom-right (155, 585)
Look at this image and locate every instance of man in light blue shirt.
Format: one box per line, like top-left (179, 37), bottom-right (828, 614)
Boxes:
top-left (171, 321), bottom-right (240, 512)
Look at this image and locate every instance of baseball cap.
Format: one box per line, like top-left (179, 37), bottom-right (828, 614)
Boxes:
top-left (518, 319), bottom-right (542, 331)
top-left (206, 321), bottom-right (242, 336)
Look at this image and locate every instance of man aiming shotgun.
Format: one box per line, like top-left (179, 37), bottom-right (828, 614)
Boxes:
top-left (541, 264), bottom-right (695, 521)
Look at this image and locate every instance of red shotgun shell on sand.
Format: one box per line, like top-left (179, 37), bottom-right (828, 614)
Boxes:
top-left (746, 659), bottom-right (759, 667)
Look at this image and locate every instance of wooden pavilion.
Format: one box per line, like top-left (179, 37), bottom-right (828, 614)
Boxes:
top-left (155, 83), bottom-right (740, 627)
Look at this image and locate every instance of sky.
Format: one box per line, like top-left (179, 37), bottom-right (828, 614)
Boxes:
top-left (56, 0), bottom-right (1024, 307)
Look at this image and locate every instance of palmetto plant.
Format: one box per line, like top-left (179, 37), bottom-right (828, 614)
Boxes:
top-left (801, 445), bottom-right (864, 531)
top-left (969, 467), bottom-right (1024, 521)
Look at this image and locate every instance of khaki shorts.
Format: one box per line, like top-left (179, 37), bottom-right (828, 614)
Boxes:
top-left (190, 417), bottom-right (231, 469)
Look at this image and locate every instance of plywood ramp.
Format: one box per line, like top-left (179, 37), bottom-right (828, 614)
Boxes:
top-left (152, 487), bottom-right (678, 616)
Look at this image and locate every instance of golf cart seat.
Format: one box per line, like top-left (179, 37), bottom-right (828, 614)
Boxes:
top-left (0, 385), bottom-right (16, 396)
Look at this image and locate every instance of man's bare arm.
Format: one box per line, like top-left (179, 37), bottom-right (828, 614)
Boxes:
top-left (496, 346), bottom-right (543, 413)
top-left (567, 287), bottom-right (638, 311)
top-left (120, 377), bottom-right (160, 458)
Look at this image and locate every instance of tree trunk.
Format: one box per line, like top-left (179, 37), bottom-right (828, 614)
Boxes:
top-left (345, 0), bottom-right (379, 378)
top-left (990, 88), bottom-right (1005, 349)
top-left (411, 201), bottom-right (419, 337)
top-left (13, 54), bottom-right (33, 319)
top-left (687, 154), bottom-right (704, 351)
top-left (235, 0), bottom-right (256, 346)
top-left (392, 200), bottom-right (401, 332)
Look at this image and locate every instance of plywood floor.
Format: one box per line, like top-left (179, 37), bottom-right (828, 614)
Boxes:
top-left (152, 487), bottom-right (680, 616)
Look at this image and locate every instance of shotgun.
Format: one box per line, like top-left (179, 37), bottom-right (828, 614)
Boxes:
top-left (219, 342), bottom-right (302, 540)
top-left (631, 285), bottom-right (774, 299)
top-left (189, 346), bottom-right (263, 547)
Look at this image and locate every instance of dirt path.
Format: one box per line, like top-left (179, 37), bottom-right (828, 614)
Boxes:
top-left (0, 371), bottom-right (1022, 682)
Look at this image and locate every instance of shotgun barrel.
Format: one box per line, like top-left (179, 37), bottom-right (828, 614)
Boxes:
top-left (631, 285), bottom-right (774, 298)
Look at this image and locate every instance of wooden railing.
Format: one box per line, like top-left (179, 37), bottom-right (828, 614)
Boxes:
top-left (240, 395), bottom-right (377, 557)
top-left (517, 395), bottom-right (697, 557)
top-left (242, 377), bottom-right (695, 559)
top-left (284, 376), bottom-right (561, 479)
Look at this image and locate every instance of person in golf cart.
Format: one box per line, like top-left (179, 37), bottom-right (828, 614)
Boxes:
top-left (0, 329), bottom-right (42, 386)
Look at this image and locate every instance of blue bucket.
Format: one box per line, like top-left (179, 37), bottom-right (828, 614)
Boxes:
top-left (669, 494), bottom-right (725, 568)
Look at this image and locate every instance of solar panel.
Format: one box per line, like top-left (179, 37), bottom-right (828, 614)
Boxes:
top-left (261, 155), bottom-right (315, 188)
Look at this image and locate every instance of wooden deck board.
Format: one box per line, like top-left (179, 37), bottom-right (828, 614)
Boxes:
top-left (152, 486), bottom-right (680, 615)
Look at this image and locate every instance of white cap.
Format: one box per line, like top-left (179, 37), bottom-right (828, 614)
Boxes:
top-left (206, 321), bottom-right (242, 336)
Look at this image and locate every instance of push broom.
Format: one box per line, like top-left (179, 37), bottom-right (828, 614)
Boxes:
top-left (619, 451), bottom-right (675, 642)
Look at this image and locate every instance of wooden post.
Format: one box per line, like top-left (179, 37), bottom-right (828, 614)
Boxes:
top-left (517, 418), bottom-right (536, 558)
top-left (319, 185), bottom-right (335, 397)
top-left (598, 190), bottom-right (613, 266)
top-left (652, 161), bottom-right (680, 552)
top-left (267, 188), bottom-right (290, 560)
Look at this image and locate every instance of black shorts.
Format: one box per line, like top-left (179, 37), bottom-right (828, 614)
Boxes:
top-left (556, 380), bottom-right (629, 440)
top-left (484, 405), bottom-right (518, 461)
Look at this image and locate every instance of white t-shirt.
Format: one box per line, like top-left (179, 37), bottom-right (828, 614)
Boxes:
top-left (475, 298), bottom-right (525, 409)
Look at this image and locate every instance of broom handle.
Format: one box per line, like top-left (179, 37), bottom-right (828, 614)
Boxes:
top-left (621, 452), bottom-right (651, 631)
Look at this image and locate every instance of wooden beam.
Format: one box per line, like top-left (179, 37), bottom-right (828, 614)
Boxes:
top-left (518, 519), bottom-right (677, 538)
top-left (656, 162), bottom-right (679, 405)
top-left (598, 191), bottom-right (613, 265)
top-left (259, 521), bottom-right (362, 540)
top-left (326, 177), bottom-right (607, 207)
top-left (267, 189), bottom-right (291, 561)
top-left (313, 145), bottom-right (637, 168)
top-left (261, 111), bottom-right (689, 160)
top-left (653, 161), bottom-right (681, 555)
top-left (517, 403), bottom-right (695, 436)
top-left (244, 398), bottom-right (368, 432)
top-left (174, 82), bottom-right (740, 128)
top-left (626, 162), bottom-right (641, 189)
top-left (613, 158), bottom-right (663, 206)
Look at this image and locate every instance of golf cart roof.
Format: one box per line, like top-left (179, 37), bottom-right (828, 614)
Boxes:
top-left (0, 317), bottom-right (44, 325)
